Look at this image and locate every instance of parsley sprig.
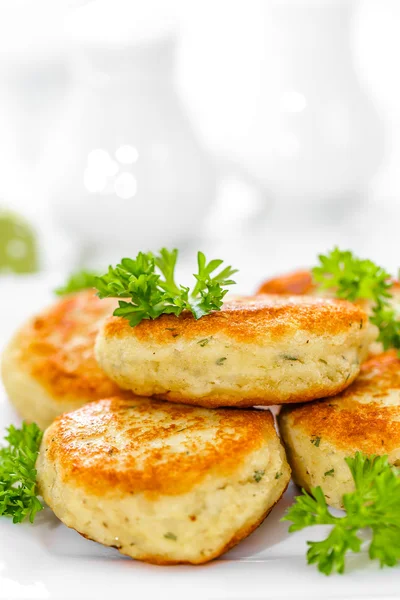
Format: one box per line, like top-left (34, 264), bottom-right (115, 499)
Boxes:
top-left (312, 248), bottom-right (400, 352)
top-left (0, 422), bottom-right (43, 523)
top-left (55, 270), bottom-right (100, 296)
top-left (283, 453), bottom-right (400, 575)
top-left (95, 249), bottom-right (237, 326)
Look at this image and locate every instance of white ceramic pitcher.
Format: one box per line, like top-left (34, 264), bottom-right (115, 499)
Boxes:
top-left (230, 0), bottom-right (384, 212)
top-left (50, 30), bottom-right (216, 267)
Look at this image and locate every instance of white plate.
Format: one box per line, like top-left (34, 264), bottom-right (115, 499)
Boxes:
top-left (0, 279), bottom-right (399, 600)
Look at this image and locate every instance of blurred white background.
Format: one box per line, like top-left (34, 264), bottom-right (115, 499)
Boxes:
top-left (0, 0), bottom-right (399, 295)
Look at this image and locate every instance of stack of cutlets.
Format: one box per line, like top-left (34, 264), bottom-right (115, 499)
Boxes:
top-left (1, 285), bottom-right (380, 564)
top-left (260, 270), bottom-right (400, 509)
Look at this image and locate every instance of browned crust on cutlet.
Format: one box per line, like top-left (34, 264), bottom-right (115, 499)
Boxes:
top-left (257, 270), bottom-right (400, 302)
top-left (43, 396), bottom-right (276, 497)
top-left (279, 351), bottom-right (400, 455)
top-left (257, 270), bottom-right (315, 296)
top-left (76, 481), bottom-right (289, 565)
top-left (13, 290), bottom-right (120, 402)
top-left (102, 294), bottom-right (367, 344)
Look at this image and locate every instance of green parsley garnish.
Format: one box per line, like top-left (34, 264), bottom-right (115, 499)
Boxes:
top-left (55, 269), bottom-right (100, 296)
top-left (310, 436), bottom-right (321, 447)
top-left (324, 469), bottom-right (335, 477)
top-left (312, 248), bottom-right (400, 352)
top-left (164, 532), bottom-right (177, 541)
top-left (253, 470), bottom-right (265, 483)
top-left (283, 452), bottom-right (400, 575)
top-left (370, 304), bottom-right (400, 353)
top-left (312, 248), bottom-right (392, 303)
top-left (0, 422), bottom-right (43, 523)
top-left (95, 249), bottom-right (237, 327)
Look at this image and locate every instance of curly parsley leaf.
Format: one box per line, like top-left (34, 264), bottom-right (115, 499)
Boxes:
top-left (95, 249), bottom-right (237, 326)
top-left (283, 452), bottom-right (400, 575)
top-left (312, 248), bottom-right (400, 353)
top-left (0, 422), bottom-right (43, 523)
top-left (312, 248), bottom-right (392, 302)
top-left (370, 302), bottom-right (400, 351)
top-left (55, 270), bottom-right (100, 296)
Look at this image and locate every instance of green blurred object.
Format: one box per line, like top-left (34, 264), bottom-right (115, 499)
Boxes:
top-left (0, 210), bottom-right (38, 274)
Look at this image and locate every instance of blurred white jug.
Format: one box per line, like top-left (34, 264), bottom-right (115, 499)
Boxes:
top-left (229, 0), bottom-right (384, 212)
top-left (50, 10), bottom-right (216, 267)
